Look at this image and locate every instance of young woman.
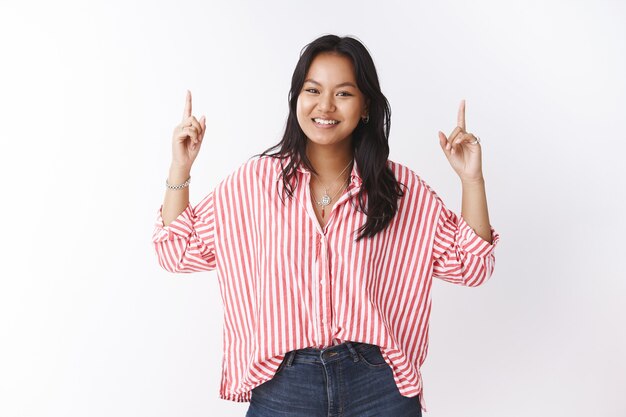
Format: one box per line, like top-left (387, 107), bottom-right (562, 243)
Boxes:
top-left (153, 34), bottom-right (500, 416)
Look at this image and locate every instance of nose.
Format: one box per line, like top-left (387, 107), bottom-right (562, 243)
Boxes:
top-left (317, 92), bottom-right (336, 113)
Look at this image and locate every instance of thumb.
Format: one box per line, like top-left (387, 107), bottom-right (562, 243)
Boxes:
top-left (438, 131), bottom-right (450, 154)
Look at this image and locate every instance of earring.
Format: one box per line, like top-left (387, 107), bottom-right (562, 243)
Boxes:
top-left (362, 114), bottom-right (369, 124)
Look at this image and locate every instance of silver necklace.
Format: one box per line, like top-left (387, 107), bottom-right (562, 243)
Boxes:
top-left (310, 159), bottom-right (353, 218)
top-left (311, 177), bottom-right (350, 219)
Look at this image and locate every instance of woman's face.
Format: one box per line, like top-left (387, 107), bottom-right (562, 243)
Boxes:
top-left (296, 52), bottom-right (368, 148)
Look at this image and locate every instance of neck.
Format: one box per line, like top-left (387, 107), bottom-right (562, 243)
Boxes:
top-left (305, 140), bottom-right (354, 183)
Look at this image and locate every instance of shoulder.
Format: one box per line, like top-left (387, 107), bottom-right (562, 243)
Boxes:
top-left (215, 154), bottom-right (280, 193)
top-left (230, 154), bottom-right (278, 178)
top-left (227, 154), bottom-right (278, 175)
top-left (386, 158), bottom-right (426, 190)
top-left (386, 159), bottom-right (445, 206)
top-left (386, 159), bottom-right (418, 184)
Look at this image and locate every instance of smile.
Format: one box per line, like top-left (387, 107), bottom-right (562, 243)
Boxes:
top-left (312, 118), bottom-right (340, 126)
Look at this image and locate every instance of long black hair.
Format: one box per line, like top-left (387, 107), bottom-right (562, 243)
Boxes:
top-left (255, 34), bottom-right (406, 241)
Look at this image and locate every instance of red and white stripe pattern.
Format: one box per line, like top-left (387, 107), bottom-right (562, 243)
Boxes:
top-left (152, 155), bottom-right (500, 411)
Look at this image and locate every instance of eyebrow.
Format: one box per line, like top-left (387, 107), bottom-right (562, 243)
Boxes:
top-left (304, 79), bottom-right (357, 89)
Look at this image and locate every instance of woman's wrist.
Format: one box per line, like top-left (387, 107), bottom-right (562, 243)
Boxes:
top-left (168, 164), bottom-right (191, 184)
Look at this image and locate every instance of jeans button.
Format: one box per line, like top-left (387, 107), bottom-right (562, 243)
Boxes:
top-left (323, 351), bottom-right (337, 359)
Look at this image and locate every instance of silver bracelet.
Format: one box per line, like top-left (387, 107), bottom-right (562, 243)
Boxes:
top-left (166, 175), bottom-right (191, 190)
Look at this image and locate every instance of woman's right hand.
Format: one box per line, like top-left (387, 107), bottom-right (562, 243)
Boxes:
top-left (171, 90), bottom-right (206, 171)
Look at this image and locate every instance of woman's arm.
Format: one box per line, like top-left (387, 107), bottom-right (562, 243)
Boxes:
top-left (162, 89), bottom-right (206, 226)
top-left (438, 100), bottom-right (494, 243)
top-left (152, 90), bottom-right (216, 273)
top-left (461, 178), bottom-right (492, 244)
top-left (152, 186), bottom-right (217, 273)
top-left (162, 164), bottom-right (191, 227)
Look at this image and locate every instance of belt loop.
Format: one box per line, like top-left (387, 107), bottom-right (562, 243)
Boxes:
top-left (286, 350), bottom-right (296, 366)
top-left (345, 341), bottom-right (359, 362)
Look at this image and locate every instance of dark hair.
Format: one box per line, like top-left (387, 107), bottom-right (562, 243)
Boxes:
top-left (254, 34), bottom-right (405, 241)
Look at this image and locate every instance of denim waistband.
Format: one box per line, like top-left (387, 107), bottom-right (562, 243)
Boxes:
top-left (283, 341), bottom-right (379, 366)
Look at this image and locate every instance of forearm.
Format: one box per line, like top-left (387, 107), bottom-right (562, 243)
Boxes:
top-left (162, 164), bottom-right (191, 227)
top-left (460, 178), bottom-right (493, 244)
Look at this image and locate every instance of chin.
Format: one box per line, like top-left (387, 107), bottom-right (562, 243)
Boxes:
top-left (306, 135), bottom-right (351, 147)
top-left (301, 129), bottom-right (353, 147)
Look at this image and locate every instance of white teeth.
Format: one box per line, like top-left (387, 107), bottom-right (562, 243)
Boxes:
top-left (313, 118), bottom-right (339, 125)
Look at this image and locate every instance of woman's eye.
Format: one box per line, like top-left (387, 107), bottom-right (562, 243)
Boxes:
top-left (303, 88), bottom-right (352, 96)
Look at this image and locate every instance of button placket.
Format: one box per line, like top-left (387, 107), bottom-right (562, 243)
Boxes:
top-left (318, 234), bottom-right (332, 341)
top-left (315, 233), bottom-right (321, 260)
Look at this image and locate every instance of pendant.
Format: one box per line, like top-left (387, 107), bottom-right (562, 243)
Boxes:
top-left (320, 190), bottom-right (331, 219)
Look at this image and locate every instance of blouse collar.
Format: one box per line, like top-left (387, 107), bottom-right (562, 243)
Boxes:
top-left (290, 155), bottom-right (363, 186)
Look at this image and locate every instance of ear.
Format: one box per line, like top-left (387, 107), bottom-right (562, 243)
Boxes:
top-left (362, 98), bottom-right (370, 117)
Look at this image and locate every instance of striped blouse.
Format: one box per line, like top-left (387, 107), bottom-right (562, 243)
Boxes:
top-left (152, 154), bottom-right (500, 411)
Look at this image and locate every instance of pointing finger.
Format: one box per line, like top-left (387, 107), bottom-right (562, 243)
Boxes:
top-left (182, 90), bottom-right (192, 122)
top-left (457, 99), bottom-right (466, 131)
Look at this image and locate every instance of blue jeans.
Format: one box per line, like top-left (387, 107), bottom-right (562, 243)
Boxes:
top-left (246, 341), bottom-right (422, 417)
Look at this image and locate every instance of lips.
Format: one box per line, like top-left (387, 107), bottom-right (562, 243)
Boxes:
top-left (312, 118), bottom-right (340, 127)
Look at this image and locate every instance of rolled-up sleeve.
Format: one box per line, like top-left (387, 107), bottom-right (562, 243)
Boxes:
top-left (152, 191), bottom-right (217, 273)
top-left (431, 202), bottom-right (500, 287)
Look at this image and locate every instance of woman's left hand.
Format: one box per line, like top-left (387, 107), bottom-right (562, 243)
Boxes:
top-left (438, 100), bottom-right (484, 183)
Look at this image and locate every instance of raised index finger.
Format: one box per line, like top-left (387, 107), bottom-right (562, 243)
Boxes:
top-left (457, 99), bottom-right (466, 131)
top-left (182, 90), bottom-right (192, 122)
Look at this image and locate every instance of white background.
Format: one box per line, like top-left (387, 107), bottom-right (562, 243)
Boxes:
top-left (1, 0), bottom-right (624, 416)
